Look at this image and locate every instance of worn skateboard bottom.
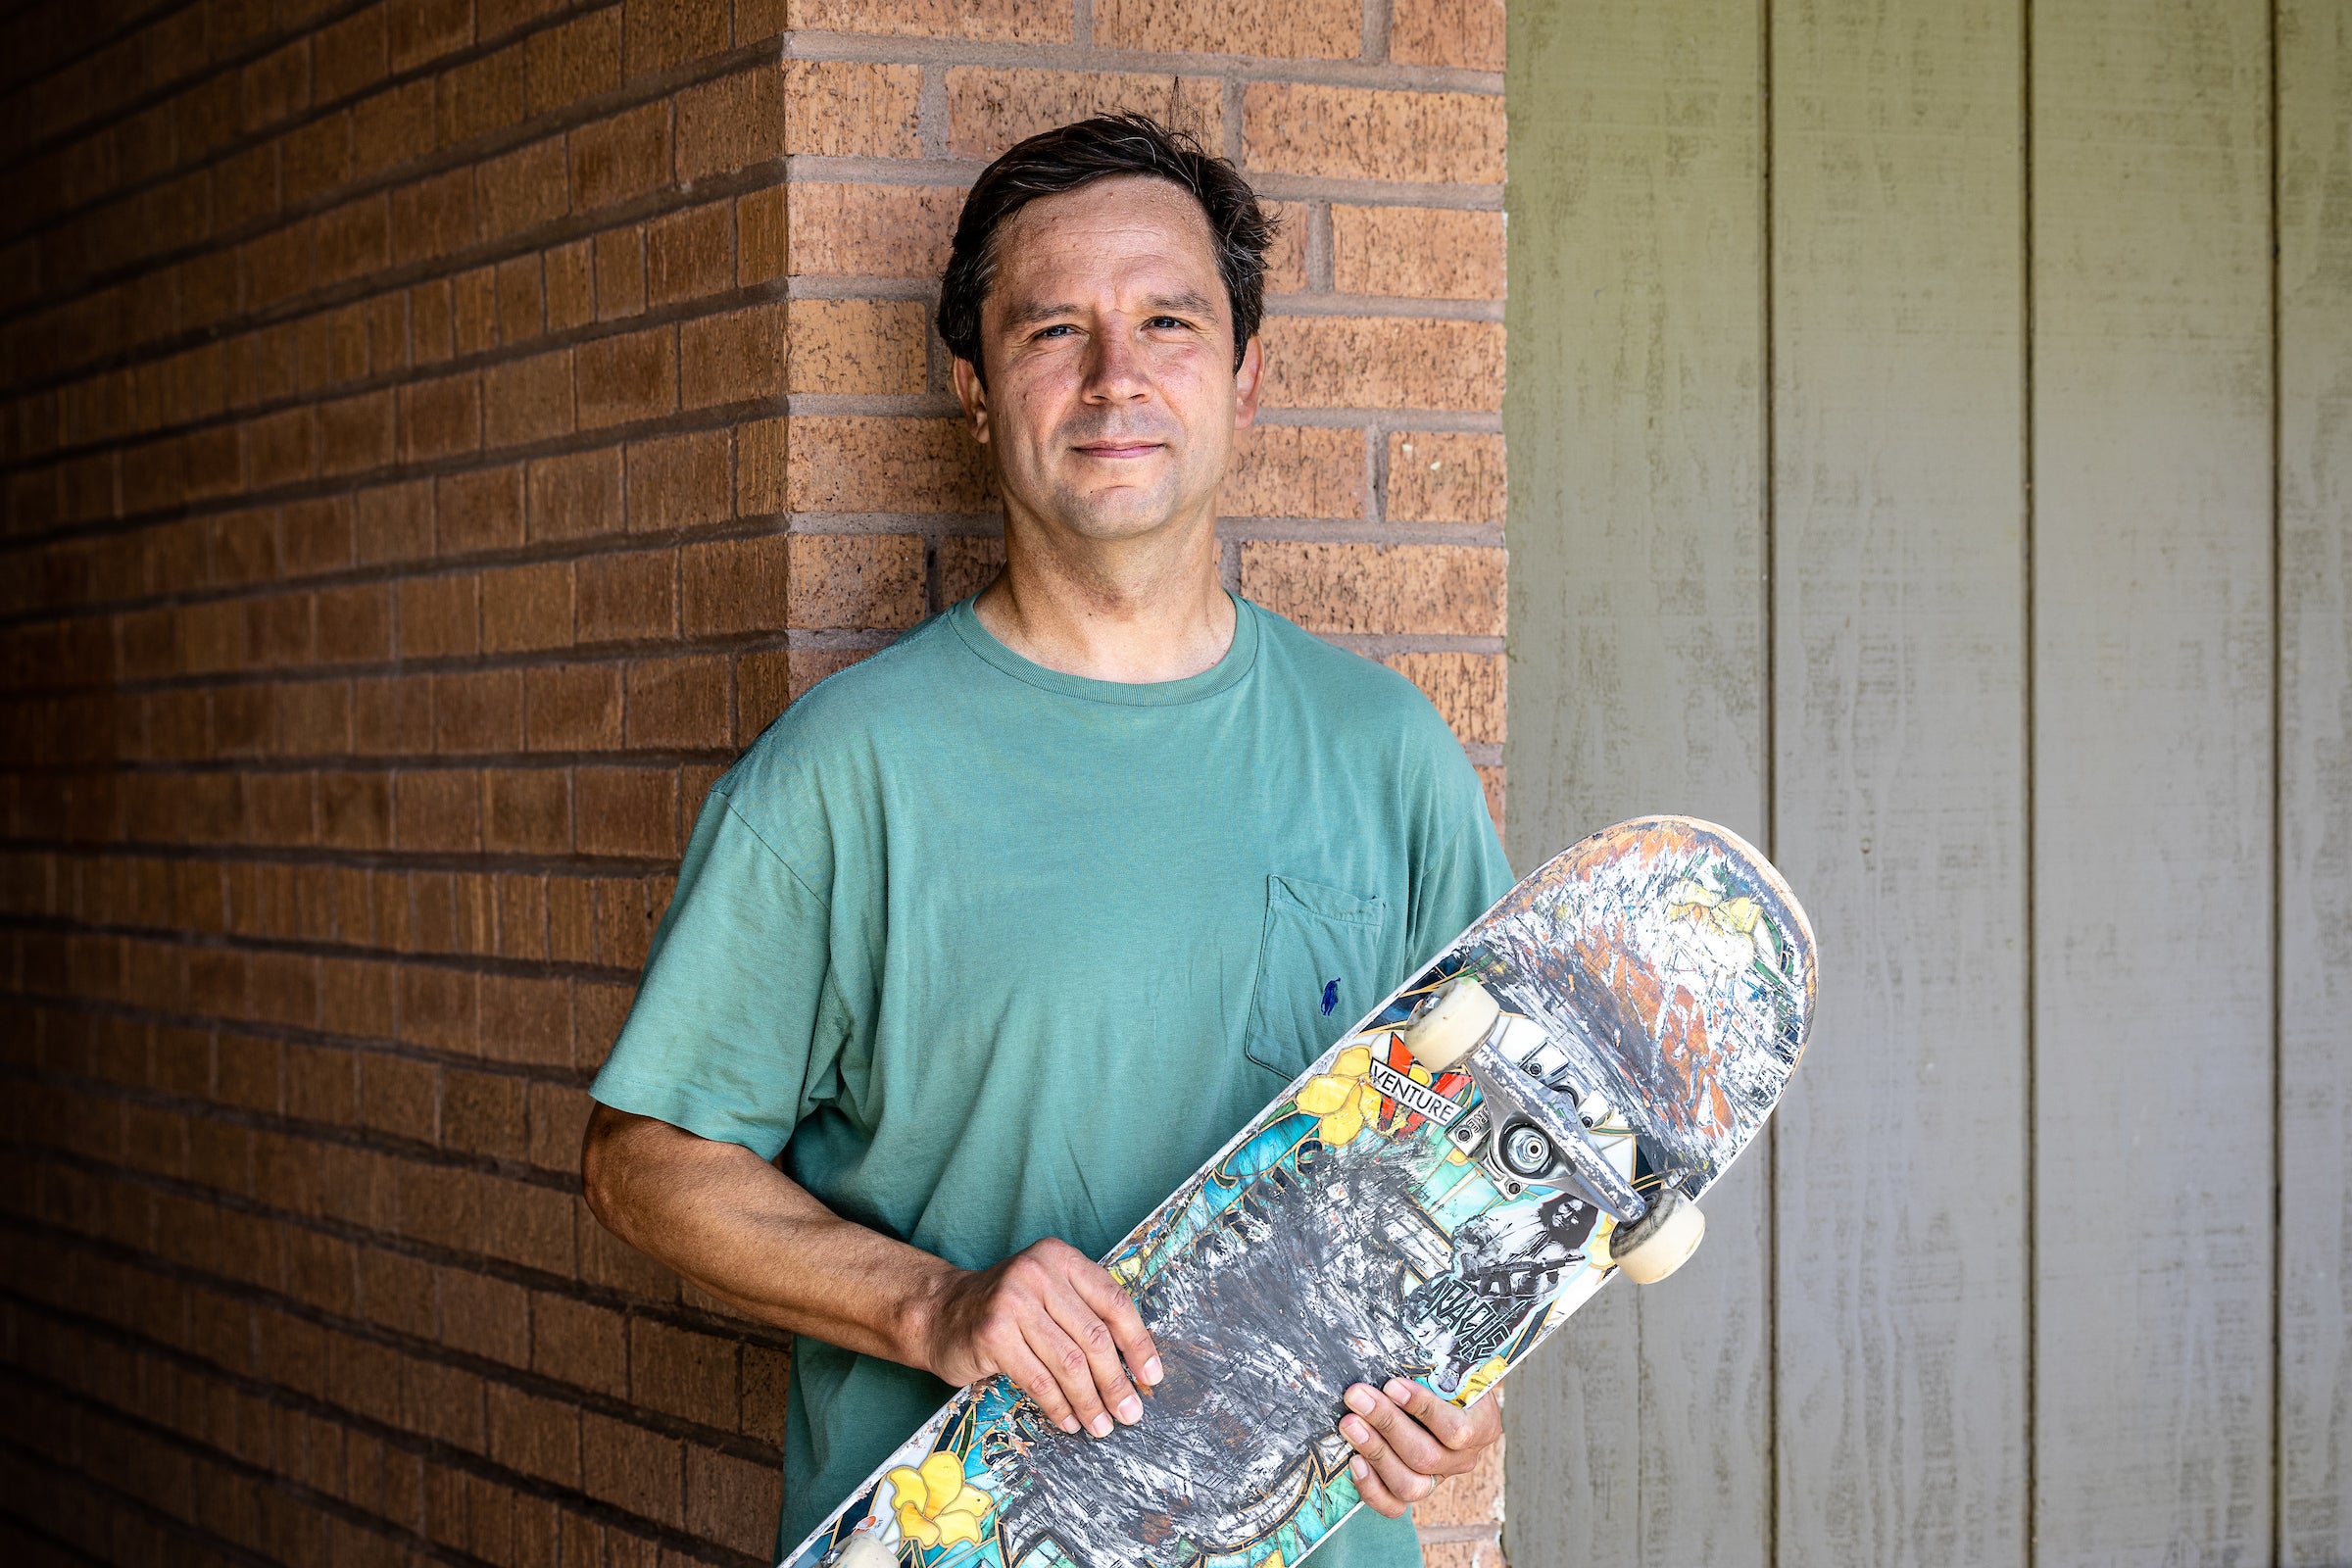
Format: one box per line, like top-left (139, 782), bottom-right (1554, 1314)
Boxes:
top-left (780, 819), bottom-right (1813, 1568)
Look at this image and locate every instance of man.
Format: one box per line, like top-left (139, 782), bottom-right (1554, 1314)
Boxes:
top-left (582, 116), bottom-right (1513, 1568)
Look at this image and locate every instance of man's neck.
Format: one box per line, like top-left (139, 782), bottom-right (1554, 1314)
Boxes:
top-left (972, 515), bottom-right (1235, 684)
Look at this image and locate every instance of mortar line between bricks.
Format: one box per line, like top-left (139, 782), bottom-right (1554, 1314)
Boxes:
top-left (0, 509), bottom-right (953, 633)
top-left (1241, 172), bottom-right (1506, 207)
top-left (783, 154), bottom-right (1505, 211)
top-left (43, 742), bottom-right (739, 774)
top-left (0, 187), bottom-right (801, 461)
top-left (1216, 518), bottom-right (1506, 546)
top-left (2, 905), bottom-right (650, 991)
top-left (1313, 632), bottom-right (1505, 656)
top-left (0, 1297), bottom-right (771, 1568)
top-left (0, 392), bottom-right (804, 555)
top-left (1, 1054), bottom-right (601, 1181)
top-left (912, 61), bottom-right (951, 160)
top-left (0, 0), bottom-right (384, 184)
top-left (0, 1033), bottom-right (599, 1134)
top-left (785, 510), bottom-right (1002, 534)
top-left (1254, 407), bottom-right (1502, 432)
top-left (0, 0), bottom-right (614, 201)
top-left (0, 1181), bottom-right (802, 1417)
top-left (1, 268), bottom-right (804, 484)
top-left (0, 623), bottom-right (904, 696)
top-left (786, 273), bottom-right (941, 301)
top-left (0, 1421), bottom-right (747, 1568)
top-left (0, 964), bottom-right (629, 1066)
top-left (0, 1118), bottom-right (782, 1351)
top-left (779, 30), bottom-right (1502, 94)
top-left (0, 1495), bottom-right (112, 1568)
top-left (0, 19), bottom-right (781, 339)
top-left (0, 1431), bottom-right (294, 1568)
top-left (0, 834), bottom-right (687, 879)
top-left (0, 0), bottom-right (204, 102)
top-left (1263, 294), bottom-right (1504, 321)
top-left (787, 391), bottom-right (963, 416)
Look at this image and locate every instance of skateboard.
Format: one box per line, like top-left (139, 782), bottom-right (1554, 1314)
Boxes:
top-left (781, 817), bottom-right (1816, 1568)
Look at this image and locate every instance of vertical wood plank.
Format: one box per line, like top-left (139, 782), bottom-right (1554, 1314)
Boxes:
top-left (2278, 3), bottom-right (2352, 1561)
top-left (1767, 2), bottom-right (2031, 1564)
top-left (1503, 4), bottom-right (1771, 1565)
top-left (2030, 2), bottom-right (2276, 1560)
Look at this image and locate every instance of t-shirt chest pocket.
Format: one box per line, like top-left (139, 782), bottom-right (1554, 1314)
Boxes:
top-left (1242, 874), bottom-right (1388, 1082)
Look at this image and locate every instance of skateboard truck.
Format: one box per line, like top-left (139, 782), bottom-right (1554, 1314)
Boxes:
top-left (1400, 975), bottom-right (1707, 1285)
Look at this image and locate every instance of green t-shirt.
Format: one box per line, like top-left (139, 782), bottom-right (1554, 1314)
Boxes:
top-left (591, 594), bottom-right (1515, 1567)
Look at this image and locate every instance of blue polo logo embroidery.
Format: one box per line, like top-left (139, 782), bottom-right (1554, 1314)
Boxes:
top-left (1321, 979), bottom-right (1341, 1016)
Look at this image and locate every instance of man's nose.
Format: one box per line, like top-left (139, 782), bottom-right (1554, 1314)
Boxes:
top-left (1082, 324), bottom-right (1151, 401)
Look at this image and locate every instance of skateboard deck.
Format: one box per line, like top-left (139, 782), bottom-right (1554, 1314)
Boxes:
top-left (781, 817), bottom-right (1816, 1568)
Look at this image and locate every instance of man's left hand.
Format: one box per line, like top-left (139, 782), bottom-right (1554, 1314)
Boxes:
top-left (1336, 1378), bottom-right (1499, 1518)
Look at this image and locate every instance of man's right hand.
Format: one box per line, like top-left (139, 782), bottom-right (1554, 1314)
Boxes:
top-left (918, 1238), bottom-right (1163, 1440)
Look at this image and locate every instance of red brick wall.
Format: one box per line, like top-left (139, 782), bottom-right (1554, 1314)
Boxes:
top-left (0, 1), bottom-right (1505, 1564)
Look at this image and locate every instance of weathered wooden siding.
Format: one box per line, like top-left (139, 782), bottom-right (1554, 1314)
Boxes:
top-left (2279, 5), bottom-right (2352, 1564)
top-left (1504, 2), bottom-right (2352, 1564)
top-left (1501, 6), bottom-right (1771, 1565)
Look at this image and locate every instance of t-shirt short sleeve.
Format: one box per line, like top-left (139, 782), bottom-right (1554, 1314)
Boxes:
top-left (1405, 736), bottom-right (1517, 968)
top-left (589, 786), bottom-right (842, 1161)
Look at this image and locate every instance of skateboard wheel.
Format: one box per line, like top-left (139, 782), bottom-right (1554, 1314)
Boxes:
top-left (830, 1535), bottom-right (893, 1568)
top-left (1403, 977), bottom-right (1500, 1071)
top-left (1610, 1190), bottom-right (1704, 1285)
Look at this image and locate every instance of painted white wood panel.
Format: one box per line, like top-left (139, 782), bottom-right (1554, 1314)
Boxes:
top-left (2278, 3), bottom-right (2352, 1562)
top-left (1509, 2), bottom-right (2349, 1559)
top-left (2029, 1), bottom-right (2277, 1560)
top-left (1502, 4), bottom-right (1771, 1565)
top-left (1767, 1), bottom-right (2031, 1563)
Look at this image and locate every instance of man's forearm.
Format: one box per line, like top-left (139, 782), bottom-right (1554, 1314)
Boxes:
top-left (583, 1102), bottom-right (1166, 1438)
top-left (581, 1103), bottom-right (956, 1368)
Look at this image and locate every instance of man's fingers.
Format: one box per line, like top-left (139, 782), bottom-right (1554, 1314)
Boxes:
top-left (1348, 1452), bottom-right (1411, 1519)
top-left (1069, 1261), bottom-right (1163, 1387)
top-left (1340, 1385), bottom-right (1449, 1482)
top-left (1042, 1280), bottom-right (1144, 1431)
top-left (1381, 1377), bottom-right (1490, 1460)
top-left (1025, 1312), bottom-right (1117, 1439)
top-left (995, 1339), bottom-right (1082, 1437)
top-left (1337, 1401), bottom-right (1437, 1507)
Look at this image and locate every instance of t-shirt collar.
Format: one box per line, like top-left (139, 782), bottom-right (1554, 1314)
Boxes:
top-left (947, 591), bottom-right (1259, 707)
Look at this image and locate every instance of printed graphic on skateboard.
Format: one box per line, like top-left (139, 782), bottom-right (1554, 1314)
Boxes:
top-left (781, 817), bottom-right (1816, 1568)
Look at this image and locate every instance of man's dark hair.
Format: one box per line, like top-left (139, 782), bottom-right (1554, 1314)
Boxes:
top-left (937, 114), bottom-right (1276, 385)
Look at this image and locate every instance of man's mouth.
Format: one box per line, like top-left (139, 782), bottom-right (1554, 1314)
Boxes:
top-left (1073, 440), bottom-right (1163, 459)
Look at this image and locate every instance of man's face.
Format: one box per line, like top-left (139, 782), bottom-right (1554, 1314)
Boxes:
top-left (956, 175), bottom-right (1260, 545)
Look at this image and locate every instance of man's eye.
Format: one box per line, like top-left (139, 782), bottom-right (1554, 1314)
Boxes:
top-left (1035, 324), bottom-right (1077, 339)
top-left (1146, 316), bottom-right (1189, 330)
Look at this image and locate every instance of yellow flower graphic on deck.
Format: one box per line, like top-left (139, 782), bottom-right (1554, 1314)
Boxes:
top-left (1587, 1215), bottom-right (1616, 1271)
top-left (1295, 1045), bottom-right (1385, 1146)
top-left (1458, 1357), bottom-right (1508, 1403)
top-left (887, 1453), bottom-right (991, 1550)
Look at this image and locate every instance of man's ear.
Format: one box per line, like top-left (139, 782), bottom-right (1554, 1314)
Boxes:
top-left (952, 356), bottom-right (991, 445)
top-left (1233, 336), bottom-right (1263, 429)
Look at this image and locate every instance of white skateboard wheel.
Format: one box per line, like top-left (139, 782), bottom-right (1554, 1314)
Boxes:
top-left (1611, 1190), bottom-right (1704, 1284)
top-left (1402, 976), bottom-right (1500, 1070)
top-left (831, 1534), bottom-right (894, 1568)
